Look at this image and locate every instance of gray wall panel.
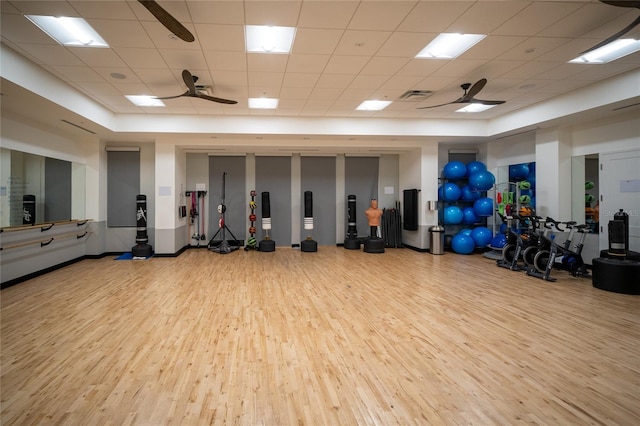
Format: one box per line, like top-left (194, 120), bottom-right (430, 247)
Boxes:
top-left (209, 157), bottom-right (246, 243)
top-left (345, 157), bottom-right (379, 238)
top-left (44, 157), bottom-right (72, 222)
top-left (256, 156), bottom-right (291, 246)
top-left (107, 151), bottom-right (140, 227)
top-left (301, 157), bottom-right (336, 245)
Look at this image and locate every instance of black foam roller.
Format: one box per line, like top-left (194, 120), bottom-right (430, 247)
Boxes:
top-left (261, 192), bottom-right (271, 218)
top-left (304, 191), bottom-right (313, 217)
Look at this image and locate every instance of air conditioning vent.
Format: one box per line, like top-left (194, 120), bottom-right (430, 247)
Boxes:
top-left (397, 90), bottom-right (433, 102)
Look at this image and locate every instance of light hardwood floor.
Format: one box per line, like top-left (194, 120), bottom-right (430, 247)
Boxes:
top-left (1, 247), bottom-right (639, 425)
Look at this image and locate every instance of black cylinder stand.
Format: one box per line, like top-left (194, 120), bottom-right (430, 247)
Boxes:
top-left (132, 194), bottom-right (153, 258)
top-left (301, 191), bottom-right (318, 252)
top-left (258, 191), bottom-right (276, 252)
top-left (344, 194), bottom-right (361, 250)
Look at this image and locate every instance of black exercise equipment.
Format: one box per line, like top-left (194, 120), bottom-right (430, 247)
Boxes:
top-left (187, 189), bottom-right (207, 246)
top-left (245, 190), bottom-right (258, 251)
top-left (382, 202), bottom-right (403, 248)
top-left (22, 195), bottom-right (36, 225)
top-left (592, 213), bottom-right (640, 294)
top-left (527, 222), bottom-right (590, 281)
top-left (131, 194), bottom-right (153, 258)
top-left (209, 172), bottom-right (240, 254)
top-left (344, 194), bottom-right (361, 250)
top-left (496, 214), bottom-right (526, 271)
top-left (300, 191), bottom-right (318, 252)
top-left (258, 191), bottom-right (276, 252)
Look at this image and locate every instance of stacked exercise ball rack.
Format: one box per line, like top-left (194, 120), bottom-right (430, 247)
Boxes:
top-left (438, 160), bottom-right (496, 254)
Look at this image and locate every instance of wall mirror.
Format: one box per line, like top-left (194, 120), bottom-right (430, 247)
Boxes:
top-left (0, 148), bottom-right (85, 228)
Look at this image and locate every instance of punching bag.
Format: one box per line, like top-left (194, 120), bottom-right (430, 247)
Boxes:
top-left (344, 194), bottom-right (361, 250)
top-left (301, 191), bottom-right (317, 252)
top-left (23, 195), bottom-right (36, 225)
top-left (258, 191), bottom-right (276, 252)
top-left (132, 194), bottom-right (153, 258)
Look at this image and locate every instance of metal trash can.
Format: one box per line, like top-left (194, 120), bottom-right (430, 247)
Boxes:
top-left (429, 225), bottom-right (445, 255)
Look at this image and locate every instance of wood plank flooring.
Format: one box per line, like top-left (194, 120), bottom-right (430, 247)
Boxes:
top-left (2, 247), bottom-right (639, 425)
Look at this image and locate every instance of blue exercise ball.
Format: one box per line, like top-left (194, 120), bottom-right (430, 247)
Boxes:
top-left (465, 161), bottom-right (487, 177)
top-left (459, 228), bottom-right (473, 236)
top-left (473, 197), bottom-right (494, 217)
top-left (460, 184), bottom-right (481, 201)
top-left (526, 172), bottom-right (536, 190)
top-left (443, 161), bottom-right (467, 180)
top-left (462, 207), bottom-right (478, 225)
top-left (451, 233), bottom-right (475, 254)
top-left (443, 205), bottom-right (463, 225)
top-left (440, 182), bottom-right (462, 202)
top-left (468, 170), bottom-right (495, 191)
top-left (499, 223), bottom-right (508, 234)
top-left (509, 163), bottom-right (530, 180)
top-left (491, 233), bottom-right (507, 249)
top-left (471, 227), bottom-right (493, 247)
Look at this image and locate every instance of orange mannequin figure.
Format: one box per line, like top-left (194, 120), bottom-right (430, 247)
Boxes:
top-left (364, 199), bottom-right (383, 238)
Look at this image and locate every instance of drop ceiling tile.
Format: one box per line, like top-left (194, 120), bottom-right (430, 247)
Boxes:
top-left (323, 56), bottom-right (369, 74)
top-left (492, 2), bottom-right (582, 37)
top-left (460, 36), bottom-right (529, 61)
top-left (380, 75), bottom-right (424, 91)
top-left (398, 59), bottom-right (447, 77)
top-left (93, 67), bottom-right (142, 84)
top-left (134, 69), bottom-right (179, 86)
top-left (497, 37), bottom-right (570, 61)
top-left (286, 54), bottom-right (330, 73)
top-left (500, 61), bottom-right (560, 80)
top-left (544, 3), bottom-right (621, 38)
top-left (207, 70), bottom-right (247, 88)
top-left (248, 71), bottom-right (283, 88)
top-left (396, 1), bottom-right (474, 33)
top-left (248, 85), bottom-right (280, 98)
top-left (247, 54), bottom-right (289, 73)
top-left (204, 51), bottom-right (247, 71)
top-left (1, 14), bottom-right (59, 44)
top-left (334, 30), bottom-right (392, 56)
top-left (446, 1), bottom-right (528, 34)
top-left (348, 74), bottom-right (389, 90)
top-left (315, 74), bottom-right (356, 89)
top-left (431, 59), bottom-right (488, 78)
top-left (112, 82), bottom-right (152, 95)
top-left (69, 1), bottom-right (137, 20)
top-left (297, 1), bottom-right (359, 29)
top-left (244, 1), bottom-right (302, 26)
top-left (69, 47), bottom-right (128, 67)
top-left (76, 81), bottom-right (122, 97)
top-left (140, 21), bottom-right (198, 49)
top-left (338, 88), bottom-right (375, 101)
top-left (113, 47), bottom-right (167, 69)
top-left (131, 0), bottom-right (192, 24)
top-left (188, 1), bottom-right (245, 24)
top-left (376, 32), bottom-right (435, 58)
top-left (348, 1), bottom-right (416, 31)
top-left (282, 73), bottom-right (320, 89)
top-left (308, 88), bottom-right (343, 101)
top-left (280, 87), bottom-right (313, 100)
top-left (471, 60), bottom-right (528, 80)
top-left (361, 57), bottom-right (410, 76)
top-left (88, 19), bottom-right (156, 49)
top-left (194, 24), bottom-right (245, 52)
top-left (292, 29), bottom-right (344, 55)
top-left (7, 0), bottom-right (78, 16)
top-left (159, 49), bottom-right (208, 70)
top-left (50, 65), bottom-right (104, 82)
top-left (14, 44), bottom-right (84, 66)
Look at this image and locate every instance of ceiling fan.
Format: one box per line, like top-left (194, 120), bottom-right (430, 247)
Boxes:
top-left (580, 1), bottom-right (640, 56)
top-left (137, 0), bottom-right (195, 42)
top-left (416, 78), bottom-right (505, 110)
top-left (156, 70), bottom-right (238, 104)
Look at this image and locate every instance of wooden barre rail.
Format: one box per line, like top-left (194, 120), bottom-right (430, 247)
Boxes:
top-left (0, 230), bottom-right (92, 251)
top-left (0, 219), bottom-right (92, 234)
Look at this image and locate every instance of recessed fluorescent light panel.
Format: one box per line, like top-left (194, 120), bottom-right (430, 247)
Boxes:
top-left (249, 98), bottom-right (279, 109)
top-left (245, 25), bottom-right (296, 53)
top-left (126, 95), bottom-right (165, 107)
top-left (416, 33), bottom-right (486, 59)
top-left (356, 100), bottom-right (392, 111)
top-left (25, 15), bottom-right (108, 47)
top-left (569, 39), bottom-right (640, 64)
top-left (456, 104), bottom-right (496, 113)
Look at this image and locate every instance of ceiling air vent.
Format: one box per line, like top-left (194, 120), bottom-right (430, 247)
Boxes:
top-left (397, 90), bottom-right (433, 102)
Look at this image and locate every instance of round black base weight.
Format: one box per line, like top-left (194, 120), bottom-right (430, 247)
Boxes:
top-left (258, 239), bottom-right (276, 252)
top-left (301, 239), bottom-right (318, 252)
top-left (592, 257), bottom-right (640, 295)
top-left (364, 238), bottom-right (385, 253)
top-left (131, 243), bottom-right (152, 258)
top-left (344, 238), bottom-right (361, 250)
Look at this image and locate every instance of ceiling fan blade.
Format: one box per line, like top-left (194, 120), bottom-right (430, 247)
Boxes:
top-left (182, 69), bottom-right (198, 95)
top-left (138, 0), bottom-right (195, 42)
top-left (196, 94), bottom-right (238, 105)
top-left (462, 79), bottom-right (487, 102)
top-left (472, 99), bottom-right (506, 106)
top-left (155, 92), bottom-right (188, 100)
top-left (416, 102), bottom-right (455, 110)
top-left (579, 14), bottom-right (640, 56)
